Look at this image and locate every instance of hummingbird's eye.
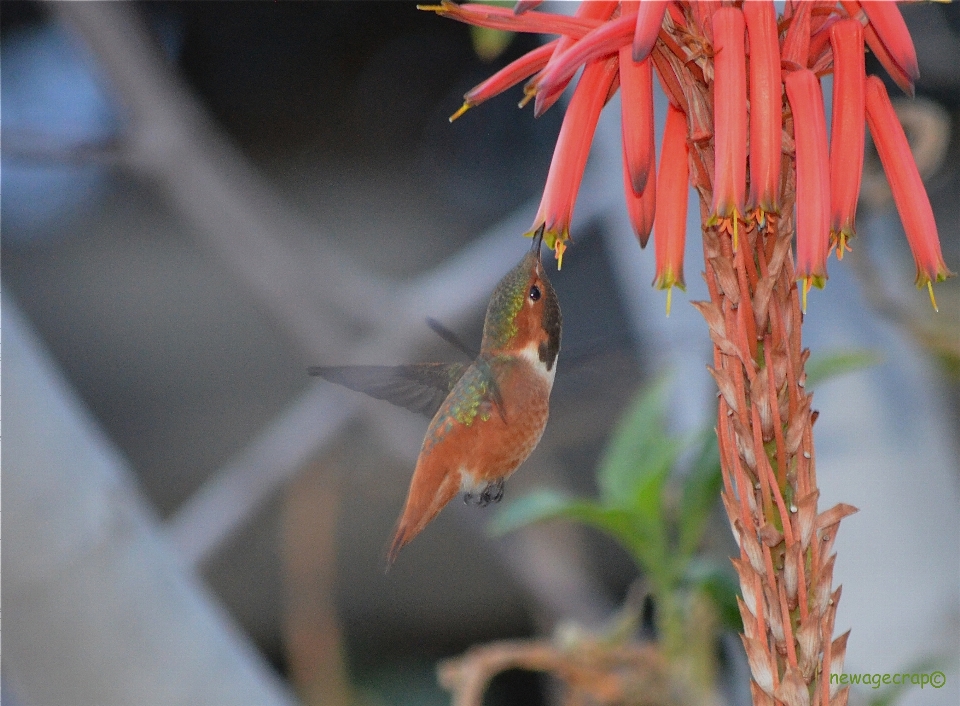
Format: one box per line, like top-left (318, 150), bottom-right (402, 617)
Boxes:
top-left (529, 285), bottom-right (541, 301)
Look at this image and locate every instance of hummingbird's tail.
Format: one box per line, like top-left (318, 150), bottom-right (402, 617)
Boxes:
top-left (385, 463), bottom-right (462, 566)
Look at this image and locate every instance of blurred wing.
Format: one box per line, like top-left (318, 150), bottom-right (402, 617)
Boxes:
top-left (308, 363), bottom-right (469, 417)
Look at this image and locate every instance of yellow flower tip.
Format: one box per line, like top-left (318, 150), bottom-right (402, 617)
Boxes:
top-left (665, 286), bottom-right (673, 317)
top-left (800, 274), bottom-right (827, 313)
top-left (416, 4), bottom-right (445, 13)
top-left (449, 102), bottom-right (471, 123)
top-left (517, 91), bottom-right (534, 109)
top-left (711, 212), bottom-right (741, 251)
top-left (830, 230), bottom-right (854, 261)
top-left (927, 281), bottom-right (939, 312)
top-left (554, 239), bottom-right (567, 269)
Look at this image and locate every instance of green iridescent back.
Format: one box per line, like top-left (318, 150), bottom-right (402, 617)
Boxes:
top-left (421, 363), bottom-right (490, 454)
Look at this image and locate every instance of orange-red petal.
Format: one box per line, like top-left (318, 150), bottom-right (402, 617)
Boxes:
top-left (451, 39), bottom-right (559, 121)
top-left (781, 1), bottom-right (812, 69)
top-left (632, 0), bottom-right (668, 62)
top-left (419, 1), bottom-right (600, 38)
top-left (530, 55), bottom-right (619, 265)
top-left (619, 34), bottom-right (655, 195)
top-left (858, 1), bottom-right (919, 90)
top-left (513, 0), bottom-right (542, 15)
top-left (624, 144), bottom-right (656, 249)
top-left (534, 12), bottom-right (637, 100)
top-left (744, 0), bottom-right (782, 215)
top-left (710, 8), bottom-right (747, 221)
top-left (654, 102), bottom-right (689, 293)
top-left (828, 19), bottom-right (865, 253)
top-left (786, 69), bottom-right (831, 291)
top-left (865, 75), bottom-right (952, 290)
top-left (840, 0), bottom-right (916, 97)
top-left (529, 0), bottom-right (619, 117)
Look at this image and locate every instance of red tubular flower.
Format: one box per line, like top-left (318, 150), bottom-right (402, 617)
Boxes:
top-left (858, 2), bottom-right (919, 88)
top-left (709, 8), bottom-right (747, 228)
top-left (534, 12), bottom-right (637, 102)
top-left (743, 0), bottom-right (782, 216)
top-left (531, 55), bottom-right (619, 267)
top-left (653, 102), bottom-right (689, 310)
top-left (840, 0), bottom-right (917, 97)
top-left (531, 0), bottom-right (619, 118)
top-left (632, 0), bottom-right (668, 62)
top-left (450, 39), bottom-right (558, 122)
top-left (418, 1), bottom-right (599, 38)
top-left (828, 19), bottom-right (865, 257)
top-left (786, 69), bottom-right (831, 301)
top-left (624, 143), bottom-right (656, 249)
top-left (619, 15), bottom-right (655, 196)
top-left (780, 1), bottom-right (812, 69)
top-left (513, 0), bottom-right (542, 14)
top-left (865, 76), bottom-right (953, 303)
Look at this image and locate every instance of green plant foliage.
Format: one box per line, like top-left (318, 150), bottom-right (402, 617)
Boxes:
top-left (677, 430), bottom-right (723, 560)
top-left (684, 559), bottom-right (741, 633)
top-left (468, 1), bottom-right (514, 62)
top-left (805, 349), bottom-right (881, 390)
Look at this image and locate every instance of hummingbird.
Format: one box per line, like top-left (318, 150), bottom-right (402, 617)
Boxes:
top-left (309, 227), bottom-right (561, 564)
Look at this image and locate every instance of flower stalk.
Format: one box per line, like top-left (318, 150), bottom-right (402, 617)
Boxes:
top-left (424, 2), bottom-right (952, 704)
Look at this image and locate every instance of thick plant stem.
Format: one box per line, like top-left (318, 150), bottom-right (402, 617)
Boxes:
top-left (691, 121), bottom-right (856, 706)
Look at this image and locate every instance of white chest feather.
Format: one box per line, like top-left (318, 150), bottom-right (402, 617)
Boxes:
top-left (518, 341), bottom-right (557, 390)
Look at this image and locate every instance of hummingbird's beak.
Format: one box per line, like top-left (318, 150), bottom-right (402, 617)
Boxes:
top-left (530, 224), bottom-right (545, 260)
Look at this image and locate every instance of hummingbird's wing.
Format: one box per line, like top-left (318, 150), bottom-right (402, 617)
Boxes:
top-left (425, 318), bottom-right (477, 359)
top-left (308, 363), bottom-right (469, 417)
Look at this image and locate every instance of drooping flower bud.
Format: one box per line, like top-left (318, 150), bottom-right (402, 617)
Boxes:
top-left (619, 21), bottom-right (656, 196)
top-left (828, 20), bottom-right (865, 257)
top-left (710, 8), bottom-right (747, 226)
top-left (530, 55), bottom-right (619, 267)
top-left (653, 102), bottom-right (690, 312)
top-left (450, 40), bottom-right (558, 122)
top-left (632, 0), bottom-right (668, 62)
top-left (865, 76), bottom-right (953, 306)
top-left (744, 0), bottom-right (782, 216)
top-left (785, 69), bottom-right (831, 302)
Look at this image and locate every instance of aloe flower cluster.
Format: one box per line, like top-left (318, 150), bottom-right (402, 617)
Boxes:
top-left (426, 0), bottom-right (951, 306)
top-left (420, 2), bottom-right (953, 706)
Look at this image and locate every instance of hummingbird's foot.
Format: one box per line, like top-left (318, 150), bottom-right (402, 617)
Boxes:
top-left (476, 479), bottom-right (505, 507)
top-left (464, 479), bottom-right (506, 507)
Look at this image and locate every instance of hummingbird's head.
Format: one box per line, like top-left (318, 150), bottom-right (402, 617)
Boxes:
top-left (481, 226), bottom-right (562, 371)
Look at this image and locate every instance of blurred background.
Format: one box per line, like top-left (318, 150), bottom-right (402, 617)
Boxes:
top-left (3, 2), bottom-right (959, 706)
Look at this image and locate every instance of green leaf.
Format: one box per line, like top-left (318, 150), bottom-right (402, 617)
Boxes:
top-left (469, 26), bottom-right (514, 62)
top-left (805, 349), bottom-right (881, 390)
top-left (684, 559), bottom-right (741, 633)
top-left (677, 428), bottom-right (723, 558)
top-left (596, 375), bottom-right (680, 516)
top-left (491, 490), bottom-right (658, 570)
top-left (490, 489), bottom-right (581, 535)
top-left (468, 1), bottom-right (514, 61)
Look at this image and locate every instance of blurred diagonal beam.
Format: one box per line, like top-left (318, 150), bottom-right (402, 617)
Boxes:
top-left (5, 298), bottom-right (298, 706)
top-left (55, 1), bottom-right (382, 355)
top-left (167, 385), bottom-right (357, 567)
